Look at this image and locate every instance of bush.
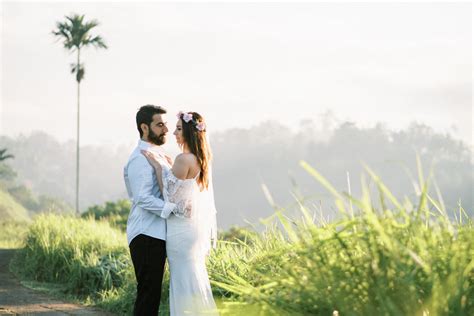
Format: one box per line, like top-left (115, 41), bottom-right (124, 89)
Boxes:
top-left (81, 199), bottom-right (130, 231)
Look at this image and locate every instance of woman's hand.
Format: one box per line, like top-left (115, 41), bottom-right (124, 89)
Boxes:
top-left (141, 150), bottom-right (162, 171)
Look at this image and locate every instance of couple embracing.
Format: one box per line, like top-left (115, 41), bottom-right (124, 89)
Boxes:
top-left (124, 105), bottom-right (218, 315)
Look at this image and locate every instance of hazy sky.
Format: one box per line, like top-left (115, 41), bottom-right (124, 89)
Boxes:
top-left (1, 1), bottom-right (472, 148)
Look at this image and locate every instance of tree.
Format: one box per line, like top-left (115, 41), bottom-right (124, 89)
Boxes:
top-left (52, 14), bottom-right (108, 214)
top-left (0, 148), bottom-right (16, 181)
top-left (0, 148), bottom-right (14, 162)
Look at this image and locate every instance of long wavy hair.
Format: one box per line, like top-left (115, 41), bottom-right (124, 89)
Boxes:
top-left (179, 112), bottom-right (212, 191)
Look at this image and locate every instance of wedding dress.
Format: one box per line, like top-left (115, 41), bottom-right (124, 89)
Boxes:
top-left (161, 168), bottom-right (218, 316)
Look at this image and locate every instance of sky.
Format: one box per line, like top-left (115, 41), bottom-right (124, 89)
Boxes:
top-left (1, 1), bottom-right (472, 148)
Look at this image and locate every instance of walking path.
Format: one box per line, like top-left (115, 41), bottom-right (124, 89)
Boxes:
top-left (0, 249), bottom-right (112, 315)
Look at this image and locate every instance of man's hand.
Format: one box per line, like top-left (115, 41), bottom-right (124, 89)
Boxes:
top-left (141, 150), bottom-right (162, 171)
top-left (177, 199), bottom-right (193, 218)
top-left (164, 155), bottom-right (173, 167)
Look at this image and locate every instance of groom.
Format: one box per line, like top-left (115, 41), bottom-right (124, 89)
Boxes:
top-left (124, 105), bottom-right (177, 315)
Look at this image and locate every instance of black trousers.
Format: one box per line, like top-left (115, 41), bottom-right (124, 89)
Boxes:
top-left (129, 234), bottom-right (167, 316)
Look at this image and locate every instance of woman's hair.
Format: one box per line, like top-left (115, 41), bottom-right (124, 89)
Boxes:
top-left (178, 112), bottom-right (212, 191)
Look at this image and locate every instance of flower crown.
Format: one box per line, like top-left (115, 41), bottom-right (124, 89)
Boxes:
top-left (176, 111), bottom-right (206, 132)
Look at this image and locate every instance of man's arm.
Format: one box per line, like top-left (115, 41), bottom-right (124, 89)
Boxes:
top-left (127, 155), bottom-right (175, 219)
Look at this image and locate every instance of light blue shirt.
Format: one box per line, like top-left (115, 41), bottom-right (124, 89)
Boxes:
top-left (124, 140), bottom-right (176, 245)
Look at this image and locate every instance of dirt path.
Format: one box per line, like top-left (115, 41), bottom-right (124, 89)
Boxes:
top-left (0, 249), bottom-right (113, 315)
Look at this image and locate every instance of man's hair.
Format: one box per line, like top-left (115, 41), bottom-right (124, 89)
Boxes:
top-left (136, 105), bottom-right (167, 137)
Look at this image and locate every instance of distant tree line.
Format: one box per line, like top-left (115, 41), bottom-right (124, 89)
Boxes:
top-left (1, 119), bottom-right (472, 227)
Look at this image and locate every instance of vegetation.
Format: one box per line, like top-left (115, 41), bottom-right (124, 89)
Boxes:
top-left (210, 161), bottom-right (473, 315)
top-left (52, 14), bottom-right (108, 214)
top-left (8, 162), bottom-right (473, 315)
top-left (2, 121), bottom-right (472, 228)
top-left (0, 148), bottom-right (14, 161)
top-left (10, 215), bottom-right (128, 296)
top-left (0, 221), bottom-right (29, 248)
top-left (0, 189), bottom-right (30, 223)
top-left (0, 146), bottom-right (73, 217)
top-left (81, 199), bottom-right (130, 231)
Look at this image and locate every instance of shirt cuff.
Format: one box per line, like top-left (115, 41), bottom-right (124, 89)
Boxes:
top-left (160, 202), bottom-right (176, 219)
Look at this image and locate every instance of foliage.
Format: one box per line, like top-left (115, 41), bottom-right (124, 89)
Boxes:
top-left (7, 185), bottom-right (73, 214)
top-left (1, 121), bottom-right (473, 225)
top-left (0, 148), bottom-right (14, 161)
top-left (81, 199), bottom-right (130, 231)
top-left (11, 215), bottom-right (128, 296)
top-left (10, 163), bottom-right (474, 315)
top-left (0, 189), bottom-right (30, 222)
top-left (0, 221), bottom-right (29, 248)
top-left (0, 147), bottom-right (16, 184)
top-left (210, 161), bottom-right (474, 315)
top-left (52, 13), bottom-right (108, 82)
top-left (0, 163), bottom-right (17, 182)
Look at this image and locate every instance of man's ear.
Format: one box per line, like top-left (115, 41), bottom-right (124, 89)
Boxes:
top-left (140, 123), bottom-right (149, 136)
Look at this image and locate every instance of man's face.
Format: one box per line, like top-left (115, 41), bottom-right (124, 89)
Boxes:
top-left (145, 114), bottom-right (169, 145)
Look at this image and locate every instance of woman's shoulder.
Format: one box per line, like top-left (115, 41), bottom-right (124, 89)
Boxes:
top-left (176, 152), bottom-right (197, 162)
top-left (175, 153), bottom-right (198, 167)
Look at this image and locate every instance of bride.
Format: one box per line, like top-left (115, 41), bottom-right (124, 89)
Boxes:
top-left (142, 111), bottom-right (219, 316)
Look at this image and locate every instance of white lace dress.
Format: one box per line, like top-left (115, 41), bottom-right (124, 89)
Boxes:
top-left (161, 169), bottom-right (218, 316)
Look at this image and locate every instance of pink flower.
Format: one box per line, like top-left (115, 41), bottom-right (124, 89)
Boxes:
top-left (176, 111), bottom-right (183, 119)
top-left (182, 112), bottom-right (193, 123)
top-left (196, 122), bottom-right (206, 131)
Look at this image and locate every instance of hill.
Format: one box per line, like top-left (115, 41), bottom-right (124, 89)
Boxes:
top-left (0, 189), bottom-right (30, 222)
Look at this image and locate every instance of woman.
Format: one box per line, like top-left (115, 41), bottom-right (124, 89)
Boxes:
top-left (142, 111), bottom-right (218, 316)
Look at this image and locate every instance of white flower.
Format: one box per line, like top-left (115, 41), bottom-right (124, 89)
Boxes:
top-left (182, 112), bottom-right (193, 123)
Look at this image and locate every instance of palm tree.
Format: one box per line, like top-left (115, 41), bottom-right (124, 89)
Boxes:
top-left (0, 148), bottom-right (14, 162)
top-left (0, 148), bottom-right (15, 180)
top-left (52, 14), bottom-right (108, 214)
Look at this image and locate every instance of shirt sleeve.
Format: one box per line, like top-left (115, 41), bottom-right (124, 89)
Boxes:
top-left (127, 155), bottom-right (176, 218)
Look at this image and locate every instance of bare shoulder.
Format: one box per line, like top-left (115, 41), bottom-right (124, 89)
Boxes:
top-left (176, 153), bottom-right (198, 164)
top-left (175, 153), bottom-right (199, 172)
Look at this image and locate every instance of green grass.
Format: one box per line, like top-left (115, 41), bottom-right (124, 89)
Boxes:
top-left (9, 162), bottom-right (474, 315)
top-left (10, 215), bottom-right (129, 296)
top-left (0, 189), bottom-right (30, 222)
top-left (0, 221), bottom-right (29, 248)
top-left (0, 188), bottom-right (31, 248)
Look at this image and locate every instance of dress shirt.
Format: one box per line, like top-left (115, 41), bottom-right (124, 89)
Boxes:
top-left (124, 139), bottom-right (176, 245)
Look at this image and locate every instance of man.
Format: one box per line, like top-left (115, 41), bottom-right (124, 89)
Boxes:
top-left (124, 105), bottom-right (176, 315)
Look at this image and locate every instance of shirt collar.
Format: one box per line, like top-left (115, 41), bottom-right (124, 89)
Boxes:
top-left (138, 139), bottom-right (165, 155)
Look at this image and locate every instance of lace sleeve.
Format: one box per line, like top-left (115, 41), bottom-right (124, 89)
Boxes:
top-left (162, 170), bottom-right (196, 218)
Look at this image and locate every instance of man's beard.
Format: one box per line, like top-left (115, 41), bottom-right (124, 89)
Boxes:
top-left (148, 128), bottom-right (166, 146)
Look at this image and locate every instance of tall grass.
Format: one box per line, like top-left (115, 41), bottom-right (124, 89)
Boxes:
top-left (210, 161), bottom-right (474, 315)
top-left (10, 162), bottom-right (473, 315)
top-left (0, 221), bottom-right (29, 248)
top-left (11, 215), bottom-right (129, 295)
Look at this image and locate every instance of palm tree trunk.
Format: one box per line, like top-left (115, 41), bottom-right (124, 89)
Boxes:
top-left (75, 49), bottom-right (81, 215)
